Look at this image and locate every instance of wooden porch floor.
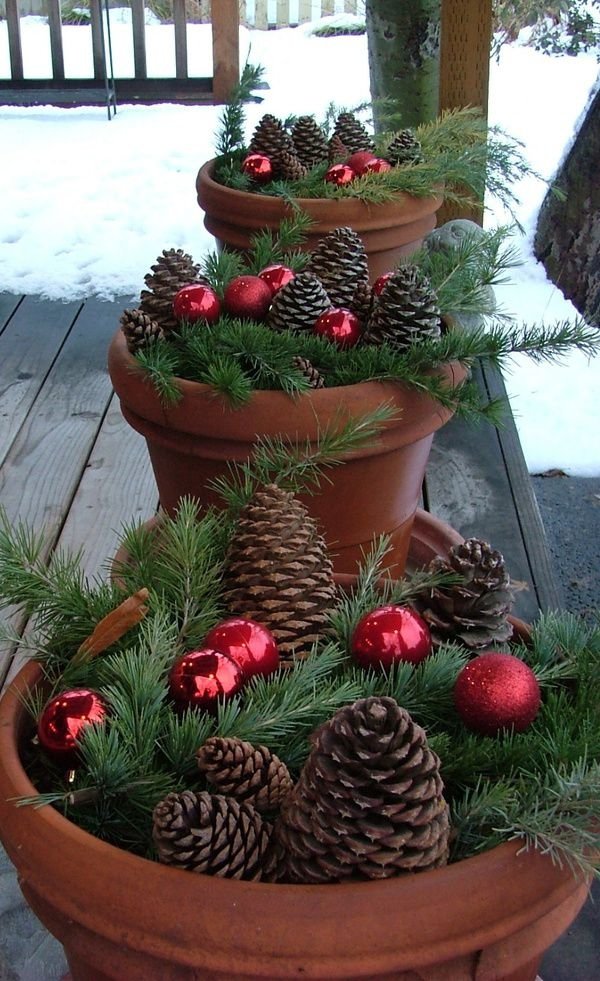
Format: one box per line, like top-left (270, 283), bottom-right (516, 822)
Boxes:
top-left (0, 291), bottom-right (561, 694)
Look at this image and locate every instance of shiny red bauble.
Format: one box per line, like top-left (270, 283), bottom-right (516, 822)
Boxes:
top-left (223, 275), bottom-right (273, 320)
top-left (313, 307), bottom-right (362, 348)
top-left (241, 152), bottom-right (273, 184)
top-left (373, 272), bottom-right (394, 295)
top-left (204, 617), bottom-right (280, 680)
top-left (324, 163), bottom-right (356, 187)
top-left (258, 264), bottom-right (295, 296)
top-left (351, 605), bottom-right (432, 671)
top-left (37, 689), bottom-right (108, 762)
top-left (362, 157), bottom-right (392, 175)
top-left (346, 150), bottom-right (378, 175)
top-left (168, 648), bottom-right (244, 712)
top-left (173, 283), bottom-right (221, 324)
top-left (454, 652), bottom-right (541, 736)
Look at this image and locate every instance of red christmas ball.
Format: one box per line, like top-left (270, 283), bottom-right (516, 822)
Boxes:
top-left (223, 275), bottom-right (273, 320)
top-left (204, 617), bottom-right (280, 680)
top-left (173, 284), bottom-right (221, 324)
top-left (373, 272), bottom-right (394, 295)
top-left (313, 307), bottom-right (362, 348)
top-left (242, 153), bottom-right (273, 184)
top-left (346, 150), bottom-right (378, 175)
top-left (258, 264), bottom-right (295, 296)
top-left (324, 163), bottom-right (356, 187)
top-left (38, 689), bottom-right (108, 762)
top-left (351, 605), bottom-right (432, 671)
top-left (168, 648), bottom-right (244, 712)
top-left (454, 652), bottom-right (541, 736)
top-left (362, 157), bottom-right (392, 175)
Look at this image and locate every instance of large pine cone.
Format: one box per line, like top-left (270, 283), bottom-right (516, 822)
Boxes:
top-left (416, 538), bottom-right (515, 649)
top-left (139, 247), bottom-right (203, 332)
top-left (332, 112), bottom-right (375, 153)
top-left (120, 308), bottom-right (165, 353)
top-left (249, 114), bottom-right (295, 174)
top-left (364, 264), bottom-right (441, 351)
top-left (197, 737), bottom-right (294, 813)
top-left (266, 272), bottom-right (331, 334)
top-left (273, 697), bottom-right (450, 883)
top-left (306, 227), bottom-right (369, 310)
top-left (221, 483), bottom-right (337, 661)
top-left (386, 129), bottom-right (424, 166)
top-left (291, 115), bottom-right (329, 169)
top-left (152, 790), bottom-right (273, 880)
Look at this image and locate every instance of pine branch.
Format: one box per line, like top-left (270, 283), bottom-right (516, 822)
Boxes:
top-left (215, 62), bottom-right (266, 156)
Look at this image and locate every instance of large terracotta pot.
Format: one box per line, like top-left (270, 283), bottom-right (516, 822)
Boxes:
top-left (108, 328), bottom-right (467, 576)
top-left (196, 159), bottom-right (443, 282)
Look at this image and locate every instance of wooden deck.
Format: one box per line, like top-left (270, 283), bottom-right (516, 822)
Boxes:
top-left (0, 292), bottom-right (561, 694)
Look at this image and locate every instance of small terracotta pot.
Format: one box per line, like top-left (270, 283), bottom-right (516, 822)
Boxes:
top-left (196, 159), bottom-right (443, 282)
top-left (108, 328), bottom-right (467, 577)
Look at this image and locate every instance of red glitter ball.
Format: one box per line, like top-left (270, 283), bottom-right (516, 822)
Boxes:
top-left (38, 689), bottom-right (108, 761)
top-left (324, 163), bottom-right (356, 187)
top-left (172, 284), bottom-right (221, 324)
top-left (454, 652), bottom-right (541, 736)
top-left (168, 648), bottom-right (244, 712)
top-left (223, 275), bottom-right (273, 320)
top-left (313, 307), bottom-right (362, 348)
top-left (346, 150), bottom-right (378, 175)
top-left (373, 272), bottom-right (394, 295)
top-left (241, 153), bottom-right (273, 184)
top-left (204, 617), bottom-right (280, 679)
top-left (351, 605), bottom-right (432, 671)
top-left (362, 157), bottom-right (392, 175)
top-left (258, 264), bottom-right (295, 296)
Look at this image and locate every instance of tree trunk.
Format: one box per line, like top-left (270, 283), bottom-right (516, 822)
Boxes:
top-left (534, 84), bottom-right (600, 325)
top-left (365, 0), bottom-right (441, 132)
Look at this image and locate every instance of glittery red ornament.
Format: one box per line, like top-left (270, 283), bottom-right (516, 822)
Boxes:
top-left (173, 284), bottom-right (221, 324)
top-left (168, 649), bottom-right (244, 712)
top-left (223, 275), bottom-right (273, 320)
top-left (258, 264), bottom-right (295, 296)
top-left (346, 150), bottom-right (378, 175)
top-left (37, 689), bottom-right (108, 762)
top-left (362, 157), bottom-right (392, 175)
top-left (324, 163), bottom-right (356, 187)
top-left (373, 272), bottom-right (394, 295)
top-left (454, 652), bottom-right (541, 736)
top-left (242, 153), bottom-right (273, 183)
top-left (313, 307), bottom-right (362, 348)
top-left (351, 605), bottom-right (432, 671)
top-left (204, 617), bottom-right (280, 680)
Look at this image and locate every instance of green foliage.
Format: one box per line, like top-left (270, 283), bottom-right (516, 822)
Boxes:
top-left (492, 1), bottom-right (600, 58)
top-left (215, 62), bottom-right (266, 157)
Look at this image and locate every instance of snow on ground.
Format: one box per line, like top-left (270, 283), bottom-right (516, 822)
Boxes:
top-left (0, 14), bottom-right (598, 474)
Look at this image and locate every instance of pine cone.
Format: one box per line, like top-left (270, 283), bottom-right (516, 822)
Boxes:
top-left (416, 538), bottom-right (515, 650)
top-left (120, 308), bottom-right (165, 353)
top-left (222, 483), bottom-right (337, 661)
top-left (249, 114), bottom-right (295, 175)
top-left (332, 112), bottom-right (375, 154)
top-left (273, 697), bottom-right (450, 883)
top-left (291, 115), bottom-right (329, 169)
top-left (272, 148), bottom-right (308, 182)
top-left (327, 133), bottom-right (348, 164)
top-left (197, 737), bottom-right (293, 813)
top-left (351, 280), bottom-right (374, 327)
top-left (386, 129), bottom-right (425, 166)
top-left (266, 272), bottom-right (331, 335)
top-left (152, 790), bottom-right (273, 880)
top-left (364, 264), bottom-right (441, 351)
top-left (139, 247), bottom-right (203, 332)
top-left (293, 355), bottom-right (325, 389)
top-left (306, 227), bottom-right (369, 310)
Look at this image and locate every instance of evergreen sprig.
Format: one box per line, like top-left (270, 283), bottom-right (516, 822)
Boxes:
top-left (215, 62), bottom-right (266, 157)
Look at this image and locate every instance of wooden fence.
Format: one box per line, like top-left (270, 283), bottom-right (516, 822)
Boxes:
top-left (0, 0), bottom-right (362, 22)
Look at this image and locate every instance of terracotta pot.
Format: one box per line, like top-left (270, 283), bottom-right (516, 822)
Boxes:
top-left (196, 159), bottom-right (443, 282)
top-left (108, 328), bottom-right (467, 577)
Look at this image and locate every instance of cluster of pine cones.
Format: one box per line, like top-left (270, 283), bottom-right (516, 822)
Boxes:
top-left (247, 110), bottom-right (424, 181)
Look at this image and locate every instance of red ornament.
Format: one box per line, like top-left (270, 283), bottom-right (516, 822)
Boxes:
top-left (168, 648), bottom-right (244, 712)
top-left (454, 652), bottom-right (541, 736)
top-left (346, 150), bottom-right (378, 175)
top-left (241, 153), bottom-right (273, 184)
top-left (351, 605), bottom-right (432, 671)
top-left (204, 617), bottom-right (280, 680)
top-left (373, 272), bottom-right (394, 295)
top-left (362, 157), bottom-right (392, 175)
top-left (313, 307), bottom-right (362, 348)
top-left (173, 284), bottom-right (221, 324)
top-left (223, 275), bottom-right (273, 320)
top-left (324, 163), bottom-right (356, 188)
top-left (37, 689), bottom-right (108, 762)
top-left (258, 264), bottom-right (295, 296)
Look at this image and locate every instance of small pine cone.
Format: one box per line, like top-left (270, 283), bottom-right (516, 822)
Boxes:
top-left (139, 247), bottom-right (203, 332)
top-left (293, 355), bottom-right (325, 389)
top-left (266, 272), bottom-right (331, 335)
top-left (386, 129), bottom-right (425, 166)
top-left (152, 790), bottom-right (273, 880)
top-left (364, 264), bottom-right (441, 352)
top-left (291, 115), bottom-right (330, 169)
top-left (351, 280), bottom-right (374, 327)
top-left (332, 111), bottom-right (375, 154)
top-left (272, 148), bottom-right (308, 182)
top-left (327, 133), bottom-right (349, 164)
top-left (120, 308), bottom-right (165, 353)
top-left (197, 737), bottom-right (294, 813)
top-left (306, 227), bottom-right (369, 310)
top-left (249, 114), bottom-right (295, 174)
top-left (416, 538), bottom-right (515, 650)
top-left (221, 483), bottom-right (337, 660)
top-left (273, 697), bottom-right (450, 884)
